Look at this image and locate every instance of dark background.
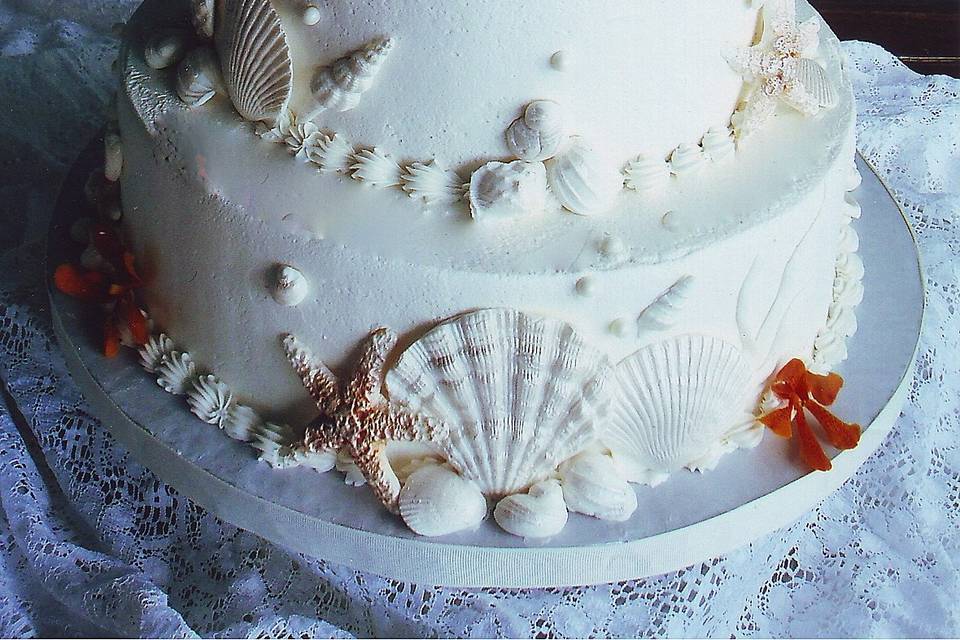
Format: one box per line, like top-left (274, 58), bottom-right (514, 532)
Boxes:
top-left (815, 0), bottom-right (960, 76)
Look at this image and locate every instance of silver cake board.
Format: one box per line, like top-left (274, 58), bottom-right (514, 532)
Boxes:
top-left (47, 143), bottom-right (924, 588)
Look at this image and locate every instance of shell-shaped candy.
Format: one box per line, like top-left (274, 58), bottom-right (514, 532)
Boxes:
top-left (546, 138), bottom-right (623, 216)
top-left (145, 32), bottom-right (189, 70)
top-left (505, 100), bottom-right (566, 162)
top-left (558, 451), bottom-right (637, 522)
top-left (604, 335), bottom-right (753, 479)
top-left (494, 480), bottom-right (568, 539)
top-left (176, 47), bottom-right (224, 107)
top-left (468, 160), bottom-right (547, 220)
top-left (310, 37), bottom-right (394, 115)
top-left (399, 464), bottom-right (487, 537)
top-left (387, 308), bottom-right (611, 497)
top-left (216, 0), bottom-right (293, 123)
top-left (271, 264), bottom-right (309, 306)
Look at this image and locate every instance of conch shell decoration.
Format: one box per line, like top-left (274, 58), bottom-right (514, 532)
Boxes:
top-left (309, 37), bottom-right (395, 116)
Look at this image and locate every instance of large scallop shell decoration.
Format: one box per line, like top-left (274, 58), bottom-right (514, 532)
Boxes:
top-left (604, 335), bottom-right (753, 480)
top-left (215, 0), bottom-right (293, 124)
top-left (387, 309), bottom-right (612, 498)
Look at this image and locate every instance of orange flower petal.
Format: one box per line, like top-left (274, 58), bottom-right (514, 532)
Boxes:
top-left (54, 264), bottom-right (108, 301)
top-left (122, 251), bottom-right (143, 287)
top-left (772, 359), bottom-right (808, 400)
top-left (807, 402), bottom-right (861, 451)
top-left (795, 408), bottom-right (832, 472)
top-left (760, 405), bottom-right (794, 438)
top-left (119, 296), bottom-right (149, 346)
top-left (805, 370), bottom-right (844, 406)
top-left (103, 317), bottom-right (121, 358)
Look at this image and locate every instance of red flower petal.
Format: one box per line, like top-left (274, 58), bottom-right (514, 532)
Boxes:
top-left (54, 264), bottom-right (108, 301)
top-left (795, 408), bottom-right (832, 472)
top-left (805, 370), bottom-right (844, 406)
top-left (771, 359), bottom-right (808, 400)
top-left (760, 405), bottom-right (794, 438)
top-left (121, 251), bottom-right (143, 287)
top-left (807, 401), bottom-right (861, 450)
top-left (118, 295), bottom-right (149, 346)
top-left (103, 317), bottom-right (121, 358)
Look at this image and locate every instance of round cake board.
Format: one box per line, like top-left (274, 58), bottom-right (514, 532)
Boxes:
top-left (47, 142), bottom-right (924, 589)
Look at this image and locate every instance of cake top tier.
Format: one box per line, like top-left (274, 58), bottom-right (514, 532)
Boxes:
top-left (197, 0), bottom-right (761, 169)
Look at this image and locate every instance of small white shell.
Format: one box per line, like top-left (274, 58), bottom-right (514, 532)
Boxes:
top-left (605, 335), bottom-right (753, 479)
top-left (284, 121), bottom-right (322, 161)
top-left (624, 154), bottom-right (670, 194)
top-left (104, 133), bottom-right (123, 182)
top-left (387, 308), bottom-right (611, 497)
top-left (468, 160), bottom-right (547, 220)
top-left (337, 452), bottom-right (366, 487)
top-left (669, 143), bottom-right (705, 177)
top-left (176, 47), bottom-right (224, 107)
top-left (216, 0), bottom-right (293, 123)
top-left (399, 464), bottom-right (487, 537)
top-left (350, 148), bottom-right (401, 188)
top-left (271, 265), bottom-right (309, 307)
top-left (145, 32), bottom-right (188, 70)
top-left (310, 37), bottom-right (394, 115)
top-left (795, 58), bottom-right (838, 111)
top-left (494, 480), bottom-right (568, 539)
top-left (401, 161), bottom-right (464, 206)
top-left (505, 100), bottom-right (566, 162)
top-left (187, 375), bottom-right (235, 427)
top-left (305, 133), bottom-right (355, 173)
top-left (156, 351), bottom-right (198, 395)
top-left (138, 333), bottom-right (175, 373)
top-left (294, 446), bottom-right (338, 473)
top-left (637, 275), bottom-right (695, 332)
top-left (303, 6), bottom-right (322, 26)
top-left (701, 126), bottom-right (736, 163)
top-left (546, 137), bottom-right (622, 216)
top-left (250, 423), bottom-right (300, 468)
top-left (559, 451), bottom-right (638, 522)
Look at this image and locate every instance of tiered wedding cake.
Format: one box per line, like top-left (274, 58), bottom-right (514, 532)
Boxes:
top-left (100, 0), bottom-right (863, 537)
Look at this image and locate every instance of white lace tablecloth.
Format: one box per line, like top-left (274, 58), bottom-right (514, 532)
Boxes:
top-left (1, 1), bottom-right (958, 634)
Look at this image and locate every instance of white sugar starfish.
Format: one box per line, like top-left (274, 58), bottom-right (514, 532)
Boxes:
top-left (283, 329), bottom-right (448, 513)
top-left (729, 0), bottom-right (838, 140)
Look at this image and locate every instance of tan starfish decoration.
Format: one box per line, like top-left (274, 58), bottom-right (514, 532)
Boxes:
top-left (283, 329), bottom-right (448, 513)
top-left (729, 0), bottom-right (838, 140)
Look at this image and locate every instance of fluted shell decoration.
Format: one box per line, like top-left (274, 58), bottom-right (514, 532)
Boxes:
top-left (176, 47), bottom-right (225, 107)
top-left (795, 58), bottom-right (839, 111)
top-left (399, 464), bottom-right (487, 537)
top-left (215, 0), bottom-right (293, 124)
top-left (310, 37), bottom-right (395, 116)
top-left (386, 308), bottom-right (611, 498)
top-left (604, 335), bottom-right (753, 481)
top-left (546, 137), bottom-right (623, 216)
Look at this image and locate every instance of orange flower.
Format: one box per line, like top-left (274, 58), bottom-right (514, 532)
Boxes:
top-left (759, 359), bottom-right (861, 472)
top-left (54, 223), bottom-right (148, 357)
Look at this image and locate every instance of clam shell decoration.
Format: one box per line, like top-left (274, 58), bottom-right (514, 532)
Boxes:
top-left (546, 137), bottom-right (623, 216)
top-left (468, 160), bottom-right (547, 220)
top-left (604, 335), bottom-right (753, 481)
top-left (310, 37), bottom-right (395, 116)
top-left (399, 464), bottom-right (487, 537)
top-left (795, 58), bottom-right (839, 110)
top-left (558, 451), bottom-right (637, 522)
top-left (176, 47), bottom-right (225, 107)
top-left (506, 100), bottom-right (566, 162)
top-left (386, 308), bottom-right (611, 498)
top-left (216, 0), bottom-right (293, 123)
top-left (494, 480), bottom-right (568, 539)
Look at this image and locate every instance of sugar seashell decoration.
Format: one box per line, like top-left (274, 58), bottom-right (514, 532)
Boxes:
top-left (104, 133), bottom-right (123, 182)
top-left (401, 161), bottom-right (465, 206)
top-left (546, 137), bottom-right (623, 216)
top-left (145, 32), bottom-right (189, 70)
top-left (305, 133), bottom-right (355, 174)
top-left (637, 275), bottom-right (695, 333)
top-left (387, 308), bottom-right (611, 498)
top-left (558, 451), bottom-right (637, 522)
top-left (604, 335), bottom-right (753, 482)
top-left (302, 5), bottom-right (322, 26)
top-left (271, 264), bottom-right (310, 306)
top-left (468, 160), bottom-right (547, 220)
top-left (310, 37), bottom-right (395, 116)
top-left (624, 154), bottom-right (670, 194)
top-left (216, 0), bottom-right (293, 123)
top-left (701, 126), bottom-right (736, 163)
top-left (176, 47), bottom-right (224, 107)
top-left (795, 58), bottom-right (839, 110)
top-left (399, 464), bottom-right (487, 537)
top-left (505, 100), bottom-right (566, 162)
top-left (494, 480), bottom-right (568, 539)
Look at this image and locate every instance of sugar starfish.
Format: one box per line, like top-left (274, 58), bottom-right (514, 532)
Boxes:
top-left (282, 329), bottom-right (448, 513)
top-left (729, 0), bottom-right (837, 140)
